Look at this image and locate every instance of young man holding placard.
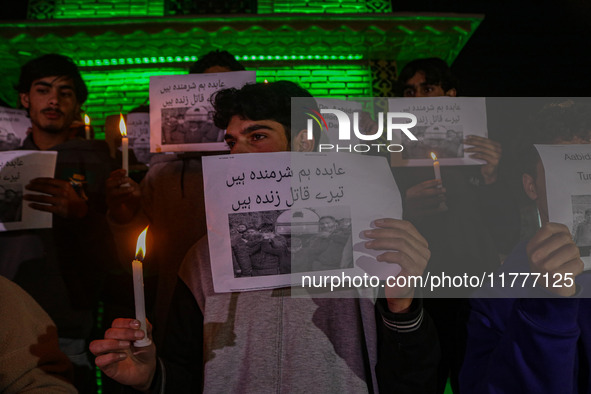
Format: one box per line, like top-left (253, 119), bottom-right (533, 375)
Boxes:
top-left (91, 81), bottom-right (440, 393)
top-left (0, 53), bottom-right (117, 391)
top-left (461, 101), bottom-right (591, 393)
top-left (392, 57), bottom-right (519, 393)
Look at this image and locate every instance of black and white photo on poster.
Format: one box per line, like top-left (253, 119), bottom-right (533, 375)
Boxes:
top-left (0, 184), bottom-right (23, 223)
top-left (572, 195), bottom-right (591, 257)
top-left (402, 124), bottom-right (464, 160)
top-left (228, 206), bottom-right (353, 278)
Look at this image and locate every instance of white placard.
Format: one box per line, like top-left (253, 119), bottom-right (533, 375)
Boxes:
top-left (536, 144), bottom-right (591, 270)
top-left (149, 71), bottom-right (256, 153)
top-left (126, 113), bottom-right (153, 165)
top-left (203, 152), bottom-right (402, 293)
top-left (0, 107), bottom-right (31, 151)
top-left (0, 151), bottom-right (57, 231)
top-left (316, 98), bottom-right (363, 146)
top-left (388, 97), bottom-right (488, 167)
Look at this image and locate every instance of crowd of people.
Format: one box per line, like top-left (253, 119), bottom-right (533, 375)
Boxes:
top-left (0, 50), bottom-right (589, 394)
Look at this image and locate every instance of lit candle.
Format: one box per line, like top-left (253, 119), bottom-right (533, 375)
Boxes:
top-left (84, 114), bottom-right (91, 140)
top-left (430, 152), bottom-right (442, 187)
top-left (132, 226), bottom-right (151, 347)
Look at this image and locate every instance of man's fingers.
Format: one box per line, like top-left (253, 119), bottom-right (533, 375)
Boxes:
top-left (94, 352), bottom-right (127, 369)
top-left (464, 135), bottom-right (502, 149)
top-left (112, 318), bottom-right (143, 329)
top-left (25, 182), bottom-right (68, 196)
top-left (376, 250), bottom-right (427, 277)
top-left (371, 219), bottom-right (429, 248)
top-left (27, 203), bottom-right (58, 214)
top-left (408, 179), bottom-right (443, 192)
top-left (468, 152), bottom-right (500, 165)
top-left (89, 339), bottom-right (131, 356)
top-left (534, 238), bottom-right (580, 273)
top-left (366, 237), bottom-right (430, 266)
top-left (104, 327), bottom-right (146, 342)
top-left (527, 223), bottom-right (570, 253)
top-left (23, 193), bottom-right (59, 205)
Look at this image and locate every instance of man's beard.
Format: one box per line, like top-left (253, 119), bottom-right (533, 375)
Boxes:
top-left (42, 124), bottom-right (66, 134)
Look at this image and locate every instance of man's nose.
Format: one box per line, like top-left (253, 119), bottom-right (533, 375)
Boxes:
top-left (47, 89), bottom-right (59, 106)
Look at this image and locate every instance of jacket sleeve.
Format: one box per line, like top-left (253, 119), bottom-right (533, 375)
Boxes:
top-left (375, 296), bottom-right (440, 394)
top-left (460, 296), bottom-right (581, 393)
top-left (146, 279), bottom-right (203, 394)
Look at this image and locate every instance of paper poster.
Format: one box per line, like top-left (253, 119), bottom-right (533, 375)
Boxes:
top-left (388, 97), bottom-right (488, 167)
top-left (203, 152), bottom-right (402, 293)
top-left (149, 71), bottom-right (256, 153)
top-left (536, 144), bottom-right (591, 270)
top-left (315, 98), bottom-right (363, 147)
top-left (0, 150), bottom-right (57, 231)
top-left (126, 113), bottom-right (153, 165)
top-left (0, 107), bottom-right (31, 151)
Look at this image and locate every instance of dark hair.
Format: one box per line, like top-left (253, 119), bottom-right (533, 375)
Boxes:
top-left (189, 50), bottom-right (245, 74)
top-left (212, 81), bottom-right (320, 150)
top-left (395, 57), bottom-right (458, 97)
top-left (517, 100), bottom-right (591, 178)
top-left (16, 54), bottom-right (88, 104)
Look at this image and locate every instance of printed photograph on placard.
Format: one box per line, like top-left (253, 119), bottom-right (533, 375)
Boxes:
top-left (402, 125), bottom-right (464, 160)
top-left (0, 107), bottom-right (31, 151)
top-left (0, 184), bottom-right (23, 223)
top-left (228, 206), bottom-right (353, 277)
top-left (572, 195), bottom-right (591, 257)
top-left (161, 106), bottom-right (223, 145)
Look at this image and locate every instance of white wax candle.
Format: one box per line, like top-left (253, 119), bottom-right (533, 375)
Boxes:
top-left (122, 137), bottom-right (129, 175)
top-left (132, 259), bottom-right (151, 347)
top-left (433, 159), bottom-right (441, 185)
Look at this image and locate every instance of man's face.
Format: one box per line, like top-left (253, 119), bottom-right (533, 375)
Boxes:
top-left (224, 115), bottom-right (289, 154)
top-left (20, 76), bottom-right (79, 135)
top-left (402, 71), bottom-right (456, 98)
top-left (319, 217), bottom-right (337, 235)
top-left (236, 224), bottom-right (247, 233)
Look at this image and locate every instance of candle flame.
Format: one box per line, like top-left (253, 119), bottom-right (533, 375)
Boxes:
top-left (119, 113), bottom-right (127, 137)
top-left (84, 114), bottom-right (90, 126)
top-left (430, 152), bottom-right (438, 161)
top-left (135, 226), bottom-right (148, 261)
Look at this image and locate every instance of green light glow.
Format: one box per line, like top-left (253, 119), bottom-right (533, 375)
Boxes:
top-left (76, 53), bottom-right (366, 67)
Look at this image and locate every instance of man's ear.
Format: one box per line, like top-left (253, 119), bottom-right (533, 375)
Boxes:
top-left (445, 88), bottom-right (457, 97)
top-left (522, 173), bottom-right (538, 201)
top-left (20, 93), bottom-right (30, 109)
top-left (292, 129), bottom-right (315, 152)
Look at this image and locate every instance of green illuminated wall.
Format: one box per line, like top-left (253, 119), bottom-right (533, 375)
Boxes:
top-left (47, 0), bottom-right (391, 19)
top-left (2, 8), bottom-right (482, 138)
top-left (54, 0), bottom-right (164, 18)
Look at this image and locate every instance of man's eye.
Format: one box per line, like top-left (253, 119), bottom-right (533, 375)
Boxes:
top-left (423, 86), bottom-right (434, 93)
top-left (60, 91), bottom-right (73, 98)
top-left (226, 140), bottom-right (235, 148)
top-left (403, 89), bottom-right (415, 97)
top-left (252, 134), bottom-right (266, 141)
top-left (36, 88), bottom-right (49, 94)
